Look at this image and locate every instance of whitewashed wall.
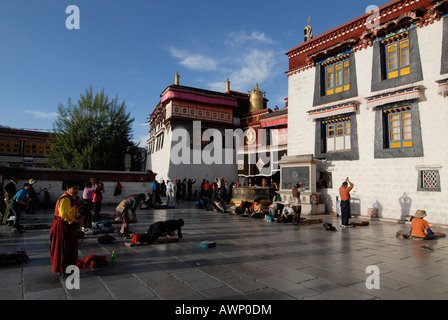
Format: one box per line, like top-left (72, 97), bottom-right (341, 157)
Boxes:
top-left (287, 19), bottom-right (448, 225)
top-left (147, 125), bottom-right (238, 196)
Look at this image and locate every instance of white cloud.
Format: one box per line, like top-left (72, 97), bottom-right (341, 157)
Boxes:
top-left (25, 110), bottom-right (58, 119)
top-left (207, 49), bottom-right (276, 93)
top-left (169, 47), bottom-right (218, 71)
top-left (225, 31), bottom-right (274, 48)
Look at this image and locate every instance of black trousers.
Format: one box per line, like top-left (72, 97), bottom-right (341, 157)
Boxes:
top-left (340, 200), bottom-right (351, 225)
top-left (140, 221), bottom-right (166, 244)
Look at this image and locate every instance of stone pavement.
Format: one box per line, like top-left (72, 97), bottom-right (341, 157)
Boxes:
top-left (1, 202), bottom-right (448, 301)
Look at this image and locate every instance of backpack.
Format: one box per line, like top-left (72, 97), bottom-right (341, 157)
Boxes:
top-left (323, 223), bottom-right (337, 231)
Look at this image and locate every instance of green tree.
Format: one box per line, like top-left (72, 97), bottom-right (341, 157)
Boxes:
top-left (49, 86), bottom-right (143, 171)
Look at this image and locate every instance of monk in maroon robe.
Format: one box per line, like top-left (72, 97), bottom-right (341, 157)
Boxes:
top-left (50, 183), bottom-right (84, 278)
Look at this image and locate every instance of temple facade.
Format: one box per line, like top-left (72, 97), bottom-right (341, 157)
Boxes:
top-left (286, 0), bottom-right (448, 224)
top-left (0, 126), bottom-right (51, 168)
top-left (146, 75), bottom-right (288, 193)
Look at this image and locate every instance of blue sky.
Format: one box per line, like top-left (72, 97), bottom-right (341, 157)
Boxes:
top-left (0, 0), bottom-right (390, 147)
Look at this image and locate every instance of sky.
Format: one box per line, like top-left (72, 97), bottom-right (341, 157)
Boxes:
top-left (0, 0), bottom-right (391, 147)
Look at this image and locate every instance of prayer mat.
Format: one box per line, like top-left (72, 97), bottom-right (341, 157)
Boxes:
top-left (124, 235), bottom-right (179, 247)
top-left (83, 227), bottom-right (116, 235)
top-left (23, 224), bottom-right (51, 230)
top-left (300, 218), bottom-right (323, 225)
top-left (396, 231), bottom-right (445, 239)
top-left (396, 231), bottom-right (411, 239)
top-left (351, 221), bottom-right (370, 227)
top-left (0, 251), bottom-right (29, 265)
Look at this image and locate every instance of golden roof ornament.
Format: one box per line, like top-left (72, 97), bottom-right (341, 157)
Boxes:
top-left (249, 83), bottom-right (265, 113)
top-left (304, 16), bottom-right (313, 42)
top-left (226, 78), bottom-right (231, 93)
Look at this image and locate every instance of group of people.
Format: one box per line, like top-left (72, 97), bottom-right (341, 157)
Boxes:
top-left (195, 178), bottom-right (234, 213)
top-left (78, 177), bottom-right (105, 229)
top-left (0, 177), bottom-right (41, 233)
top-left (2, 174), bottom-right (442, 279)
top-left (49, 180), bottom-right (185, 278)
top-left (245, 182), bottom-right (307, 224)
top-left (143, 178), bottom-right (199, 209)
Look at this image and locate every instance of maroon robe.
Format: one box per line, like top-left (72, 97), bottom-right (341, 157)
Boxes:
top-left (50, 192), bottom-right (79, 274)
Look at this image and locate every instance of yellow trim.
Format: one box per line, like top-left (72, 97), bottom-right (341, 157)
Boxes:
top-left (388, 70), bottom-right (399, 79)
top-left (381, 31), bottom-right (409, 44)
top-left (321, 54), bottom-right (350, 66)
top-left (400, 67), bottom-right (411, 76)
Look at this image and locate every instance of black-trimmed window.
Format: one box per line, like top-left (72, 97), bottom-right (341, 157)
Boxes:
top-left (383, 34), bottom-right (410, 79)
top-left (371, 27), bottom-right (423, 92)
top-left (323, 57), bottom-right (350, 96)
top-left (323, 117), bottom-right (351, 153)
top-left (384, 107), bottom-right (412, 149)
top-left (315, 114), bottom-right (359, 161)
top-left (313, 51), bottom-right (358, 106)
top-left (374, 101), bottom-right (423, 159)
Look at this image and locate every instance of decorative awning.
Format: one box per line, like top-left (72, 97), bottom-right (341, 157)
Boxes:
top-left (161, 90), bottom-right (238, 107)
top-left (437, 79), bottom-right (448, 97)
top-left (366, 87), bottom-right (423, 108)
top-left (259, 117), bottom-right (288, 128)
top-left (308, 103), bottom-right (357, 121)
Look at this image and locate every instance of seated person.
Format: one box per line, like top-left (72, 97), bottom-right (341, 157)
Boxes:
top-left (234, 201), bottom-right (252, 215)
top-left (268, 202), bottom-right (284, 219)
top-left (195, 196), bottom-right (205, 209)
top-left (280, 201), bottom-right (294, 223)
top-left (410, 210), bottom-right (438, 240)
top-left (250, 198), bottom-right (264, 219)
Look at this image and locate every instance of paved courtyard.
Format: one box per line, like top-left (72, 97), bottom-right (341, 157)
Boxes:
top-left (1, 201), bottom-right (448, 301)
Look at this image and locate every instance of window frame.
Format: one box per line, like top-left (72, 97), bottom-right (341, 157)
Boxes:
top-left (315, 114), bottom-right (359, 161)
top-left (371, 27), bottom-right (423, 92)
top-left (385, 36), bottom-right (411, 79)
top-left (324, 58), bottom-right (350, 96)
top-left (24, 142), bottom-right (50, 157)
top-left (374, 101), bottom-right (423, 159)
top-left (0, 140), bottom-right (20, 155)
top-left (386, 108), bottom-right (413, 149)
top-left (324, 117), bottom-right (352, 153)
